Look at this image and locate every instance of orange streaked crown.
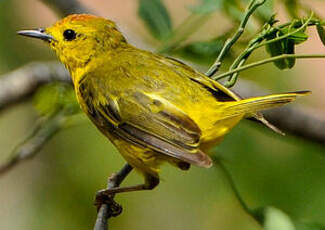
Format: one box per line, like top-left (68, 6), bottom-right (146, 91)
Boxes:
top-left (56, 14), bottom-right (101, 24)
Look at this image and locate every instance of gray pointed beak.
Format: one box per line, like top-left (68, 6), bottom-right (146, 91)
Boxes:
top-left (17, 28), bottom-right (55, 42)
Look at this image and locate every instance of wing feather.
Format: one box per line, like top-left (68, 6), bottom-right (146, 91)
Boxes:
top-left (164, 56), bottom-right (284, 134)
top-left (79, 78), bottom-right (212, 168)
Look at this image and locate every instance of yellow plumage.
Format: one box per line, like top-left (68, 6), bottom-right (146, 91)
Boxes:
top-left (18, 14), bottom-right (310, 192)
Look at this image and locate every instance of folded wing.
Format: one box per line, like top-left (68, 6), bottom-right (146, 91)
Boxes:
top-left (79, 77), bottom-right (213, 168)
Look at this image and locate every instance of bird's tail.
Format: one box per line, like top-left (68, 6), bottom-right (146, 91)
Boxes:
top-left (218, 91), bottom-right (310, 120)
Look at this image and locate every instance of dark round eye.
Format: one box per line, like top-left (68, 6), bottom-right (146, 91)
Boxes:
top-left (63, 29), bottom-right (76, 41)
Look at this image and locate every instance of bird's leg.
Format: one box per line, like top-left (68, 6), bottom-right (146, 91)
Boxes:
top-left (95, 174), bottom-right (159, 212)
top-left (97, 174), bottom-right (159, 196)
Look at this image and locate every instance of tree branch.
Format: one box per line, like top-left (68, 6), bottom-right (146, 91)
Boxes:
top-left (213, 54), bottom-right (325, 81)
top-left (40, 0), bottom-right (90, 17)
top-left (94, 164), bottom-right (133, 230)
top-left (221, 13), bottom-right (315, 88)
top-left (264, 107), bottom-right (325, 144)
top-left (0, 62), bottom-right (70, 112)
top-left (0, 112), bottom-right (67, 175)
top-left (215, 159), bottom-right (263, 225)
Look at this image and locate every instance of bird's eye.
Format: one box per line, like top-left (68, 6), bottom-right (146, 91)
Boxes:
top-left (63, 29), bottom-right (76, 41)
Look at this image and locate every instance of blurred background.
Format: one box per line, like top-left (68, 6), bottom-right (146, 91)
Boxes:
top-left (0, 0), bottom-right (324, 229)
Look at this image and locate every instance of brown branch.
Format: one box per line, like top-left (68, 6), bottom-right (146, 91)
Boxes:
top-left (1, 0), bottom-right (84, 111)
top-left (0, 112), bottom-right (67, 175)
top-left (264, 107), bottom-right (325, 144)
top-left (94, 164), bottom-right (133, 230)
top-left (40, 0), bottom-right (90, 17)
top-left (0, 62), bottom-right (70, 112)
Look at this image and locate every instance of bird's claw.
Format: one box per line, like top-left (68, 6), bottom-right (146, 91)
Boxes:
top-left (94, 189), bottom-right (122, 217)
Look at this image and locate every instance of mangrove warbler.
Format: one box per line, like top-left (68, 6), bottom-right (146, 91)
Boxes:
top-left (18, 14), bottom-right (309, 194)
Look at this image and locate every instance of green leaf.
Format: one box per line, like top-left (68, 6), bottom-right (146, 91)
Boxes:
top-left (283, 38), bottom-right (296, 68)
top-left (281, 25), bottom-right (308, 45)
top-left (252, 206), bottom-right (325, 230)
top-left (138, 0), bottom-right (172, 40)
top-left (316, 23), bottom-right (325, 46)
top-left (265, 23), bottom-right (308, 69)
top-left (252, 206), bottom-right (296, 229)
top-left (289, 31), bottom-right (308, 44)
top-left (264, 207), bottom-right (295, 230)
top-left (265, 33), bottom-right (288, 69)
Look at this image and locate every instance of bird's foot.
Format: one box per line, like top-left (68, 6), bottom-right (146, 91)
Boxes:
top-left (94, 189), bottom-right (122, 217)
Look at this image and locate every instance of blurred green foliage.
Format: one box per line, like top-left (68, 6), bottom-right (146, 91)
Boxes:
top-left (138, 0), bottom-right (172, 40)
top-left (316, 23), bottom-right (325, 46)
top-left (173, 36), bottom-right (226, 64)
top-left (33, 83), bottom-right (79, 117)
top-left (284, 0), bottom-right (299, 19)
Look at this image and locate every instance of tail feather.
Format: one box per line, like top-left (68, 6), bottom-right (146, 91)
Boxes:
top-left (219, 91), bottom-right (310, 120)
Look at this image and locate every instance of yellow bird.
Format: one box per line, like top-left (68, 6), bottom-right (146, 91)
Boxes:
top-left (18, 14), bottom-right (309, 195)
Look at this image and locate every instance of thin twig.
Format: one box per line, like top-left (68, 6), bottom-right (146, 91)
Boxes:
top-left (222, 13), bottom-right (316, 88)
top-left (215, 159), bottom-right (263, 225)
top-left (206, 0), bottom-right (266, 76)
top-left (94, 164), bottom-right (133, 230)
top-left (213, 54), bottom-right (325, 80)
top-left (216, 160), bottom-right (251, 215)
top-left (0, 112), bottom-right (67, 175)
top-left (254, 13), bottom-right (314, 50)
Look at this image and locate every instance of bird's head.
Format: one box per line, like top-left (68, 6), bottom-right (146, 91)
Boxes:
top-left (18, 14), bottom-right (127, 75)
